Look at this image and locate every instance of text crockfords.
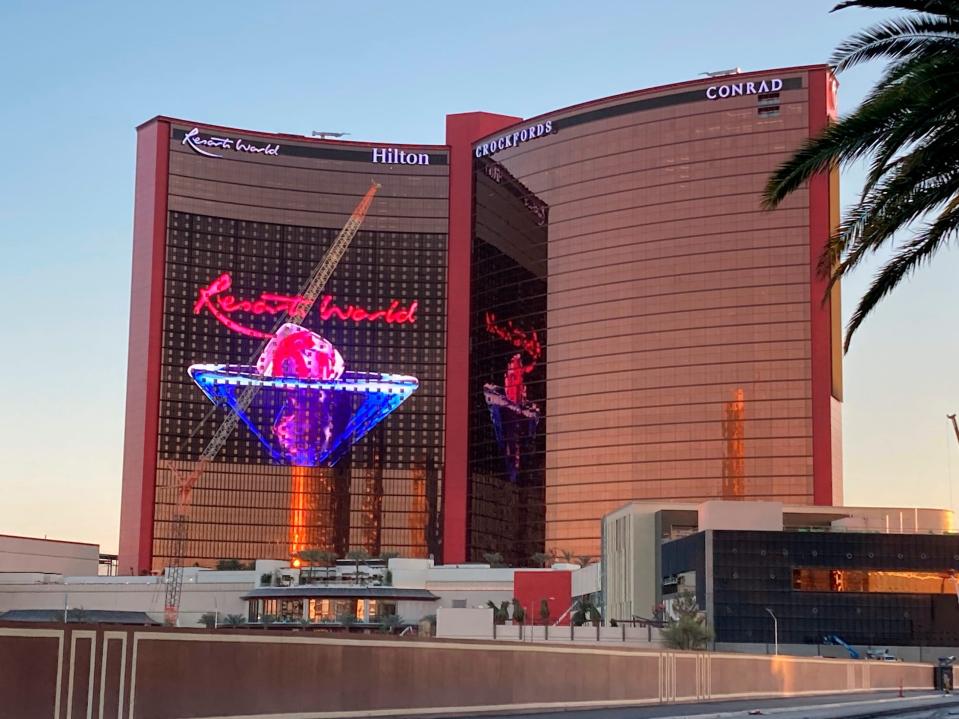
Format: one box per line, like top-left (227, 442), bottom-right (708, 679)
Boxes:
top-left (474, 120), bottom-right (553, 158)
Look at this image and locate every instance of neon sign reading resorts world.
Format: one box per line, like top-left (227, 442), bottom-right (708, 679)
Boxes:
top-left (194, 273), bottom-right (418, 339)
top-left (182, 127), bottom-right (280, 158)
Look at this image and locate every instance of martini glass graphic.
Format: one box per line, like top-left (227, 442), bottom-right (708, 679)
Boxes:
top-left (484, 353), bottom-right (540, 482)
top-left (189, 323), bottom-right (417, 467)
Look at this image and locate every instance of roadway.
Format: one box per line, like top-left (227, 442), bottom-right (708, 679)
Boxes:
top-left (440, 691), bottom-right (959, 719)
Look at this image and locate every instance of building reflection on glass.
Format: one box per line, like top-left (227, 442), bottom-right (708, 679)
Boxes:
top-left (722, 388), bottom-right (746, 499)
top-left (469, 156), bottom-right (549, 564)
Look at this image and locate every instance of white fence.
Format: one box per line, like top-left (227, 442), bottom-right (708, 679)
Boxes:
top-left (436, 608), bottom-right (663, 646)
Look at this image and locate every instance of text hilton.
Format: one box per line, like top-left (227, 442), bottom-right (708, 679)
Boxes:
top-left (372, 148), bottom-right (430, 165)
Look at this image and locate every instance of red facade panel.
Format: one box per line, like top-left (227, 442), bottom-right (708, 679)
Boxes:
top-left (118, 120), bottom-right (169, 575)
top-left (807, 69), bottom-right (841, 506)
top-left (444, 112), bottom-right (521, 564)
top-left (513, 570), bottom-right (573, 626)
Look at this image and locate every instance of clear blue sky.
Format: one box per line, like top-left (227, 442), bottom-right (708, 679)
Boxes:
top-left (1, 1), bottom-right (956, 552)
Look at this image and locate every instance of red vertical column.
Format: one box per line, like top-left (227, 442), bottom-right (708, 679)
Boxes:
top-left (118, 119), bottom-right (170, 574)
top-left (807, 70), bottom-right (840, 505)
top-left (443, 112), bottom-right (520, 563)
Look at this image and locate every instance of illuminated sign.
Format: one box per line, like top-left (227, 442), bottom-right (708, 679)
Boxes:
top-left (482, 312), bottom-right (542, 483)
top-left (474, 120), bottom-right (553, 158)
top-left (193, 273), bottom-right (418, 339)
top-left (190, 322), bottom-right (418, 467)
top-left (705, 78), bottom-right (783, 100)
top-left (182, 127), bottom-right (280, 158)
top-left (372, 148), bottom-right (430, 165)
top-left (484, 311), bottom-right (542, 360)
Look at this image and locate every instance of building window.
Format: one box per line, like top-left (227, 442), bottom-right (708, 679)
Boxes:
top-left (793, 568), bottom-right (959, 594)
top-left (308, 598), bottom-right (334, 622)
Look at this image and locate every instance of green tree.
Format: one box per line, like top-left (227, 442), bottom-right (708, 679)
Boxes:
top-left (571, 597), bottom-right (601, 627)
top-left (539, 599), bottom-right (551, 625)
top-left (379, 550), bottom-right (399, 582)
top-left (198, 612), bottom-right (218, 629)
top-left (345, 548), bottom-right (371, 583)
top-left (576, 555), bottom-right (594, 568)
top-left (763, 0), bottom-right (959, 350)
top-left (660, 590), bottom-right (713, 651)
top-left (378, 614), bottom-right (403, 634)
top-left (66, 607), bottom-right (90, 623)
top-left (530, 552), bottom-right (552, 568)
top-left (486, 600), bottom-right (510, 625)
top-left (511, 598), bottom-right (526, 624)
top-left (338, 611), bottom-right (357, 629)
top-left (483, 551), bottom-right (505, 567)
top-left (222, 614), bottom-right (245, 627)
top-left (216, 558), bottom-right (243, 571)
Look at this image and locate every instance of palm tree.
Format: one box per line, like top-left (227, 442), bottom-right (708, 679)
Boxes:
top-left (530, 552), bottom-right (552, 568)
top-left (763, 0), bottom-right (959, 350)
top-left (486, 600), bottom-right (510, 625)
top-left (660, 591), bottom-right (713, 650)
top-left (482, 551), bottom-right (505, 568)
top-left (576, 555), bottom-right (595, 568)
top-left (571, 597), bottom-right (601, 627)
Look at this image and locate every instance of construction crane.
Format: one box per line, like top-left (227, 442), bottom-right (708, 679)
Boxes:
top-left (162, 181), bottom-right (382, 625)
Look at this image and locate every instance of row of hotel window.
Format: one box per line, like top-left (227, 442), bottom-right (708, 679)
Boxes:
top-left (250, 597), bottom-right (397, 623)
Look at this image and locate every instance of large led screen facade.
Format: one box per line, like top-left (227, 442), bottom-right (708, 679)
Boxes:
top-left (120, 121), bottom-right (448, 573)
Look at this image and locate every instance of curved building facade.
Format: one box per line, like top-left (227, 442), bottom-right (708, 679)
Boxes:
top-left (121, 65), bottom-right (841, 573)
top-left (453, 66), bottom-right (842, 562)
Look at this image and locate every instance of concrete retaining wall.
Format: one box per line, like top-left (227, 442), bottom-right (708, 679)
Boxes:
top-left (0, 621), bottom-right (941, 719)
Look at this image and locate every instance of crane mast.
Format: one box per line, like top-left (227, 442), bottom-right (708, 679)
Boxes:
top-left (162, 181), bottom-right (382, 625)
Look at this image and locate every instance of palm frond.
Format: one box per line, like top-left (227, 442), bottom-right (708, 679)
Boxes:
top-left (823, 168), bottom-right (959, 287)
top-left (766, 0), bottom-right (959, 348)
top-left (831, 14), bottom-right (959, 70)
top-left (844, 197), bottom-right (959, 348)
top-left (833, 1), bottom-right (959, 19)
top-left (762, 83), bottom-right (910, 207)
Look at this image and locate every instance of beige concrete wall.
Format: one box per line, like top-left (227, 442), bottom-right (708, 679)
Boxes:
top-left (0, 623), bottom-right (940, 719)
top-left (0, 536), bottom-right (98, 576)
top-left (0, 580), bottom-right (249, 627)
top-left (699, 501), bottom-right (784, 532)
top-left (604, 505), bottom-right (658, 621)
top-left (436, 607), bottom-right (494, 639)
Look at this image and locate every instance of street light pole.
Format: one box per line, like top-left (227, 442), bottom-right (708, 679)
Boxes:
top-left (765, 608), bottom-right (778, 655)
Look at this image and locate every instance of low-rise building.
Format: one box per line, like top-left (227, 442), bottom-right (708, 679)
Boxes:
top-left (0, 534), bottom-right (99, 576)
top-left (602, 500), bottom-right (954, 625)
